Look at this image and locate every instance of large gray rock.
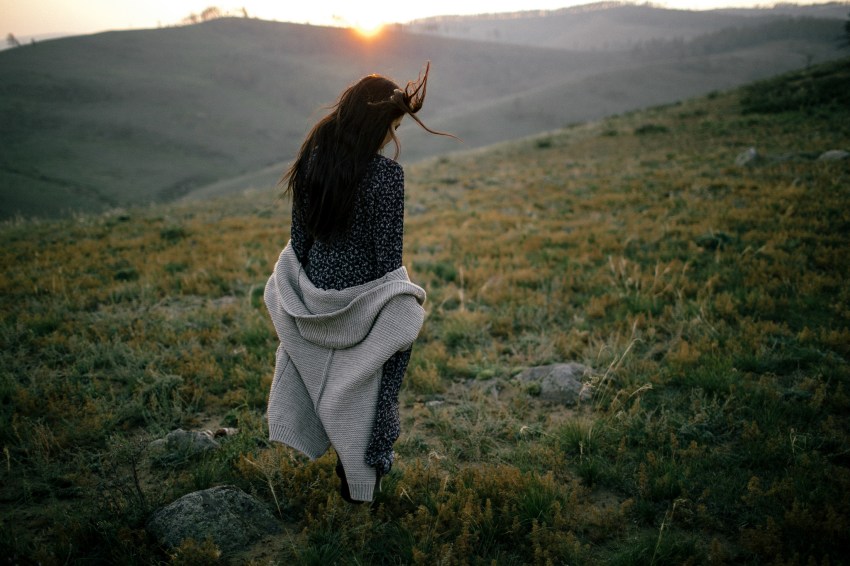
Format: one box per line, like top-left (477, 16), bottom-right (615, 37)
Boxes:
top-left (146, 485), bottom-right (279, 555)
top-left (517, 363), bottom-right (592, 405)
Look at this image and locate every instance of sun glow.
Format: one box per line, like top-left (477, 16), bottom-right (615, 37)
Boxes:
top-left (349, 13), bottom-right (386, 39)
top-left (353, 22), bottom-right (384, 38)
top-left (351, 20), bottom-right (384, 39)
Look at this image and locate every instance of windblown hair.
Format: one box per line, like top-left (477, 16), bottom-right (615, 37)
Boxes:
top-left (282, 62), bottom-right (453, 242)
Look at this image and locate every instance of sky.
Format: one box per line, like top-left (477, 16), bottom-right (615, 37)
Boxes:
top-left (2, 0), bottom-right (838, 39)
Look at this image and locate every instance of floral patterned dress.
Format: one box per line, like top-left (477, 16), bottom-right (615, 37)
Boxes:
top-left (290, 154), bottom-right (411, 476)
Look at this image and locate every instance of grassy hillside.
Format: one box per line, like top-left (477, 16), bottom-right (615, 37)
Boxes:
top-left (2, 57), bottom-right (848, 564)
top-left (2, 7), bottom-right (848, 221)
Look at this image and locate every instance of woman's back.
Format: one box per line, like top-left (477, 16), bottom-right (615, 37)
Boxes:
top-left (291, 154), bottom-right (405, 290)
top-left (270, 63), bottom-right (453, 503)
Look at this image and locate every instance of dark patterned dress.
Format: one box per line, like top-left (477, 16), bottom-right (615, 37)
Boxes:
top-left (290, 154), bottom-right (411, 476)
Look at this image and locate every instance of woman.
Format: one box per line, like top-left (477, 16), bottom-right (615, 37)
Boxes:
top-left (264, 63), bottom-right (453, 503)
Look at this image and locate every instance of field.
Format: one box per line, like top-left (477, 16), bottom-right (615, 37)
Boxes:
top-left (1, 58), bottom-right (849, 564)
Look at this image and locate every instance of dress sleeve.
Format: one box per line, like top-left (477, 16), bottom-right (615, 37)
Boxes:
top-left (364, 158), bottom-right (410, 476)
top-left (371, 160), bottom-right (406, 274)
top-left (365, 347), bottom-right (411, 476)
top-left (290, 201), bottom-right (312, 267)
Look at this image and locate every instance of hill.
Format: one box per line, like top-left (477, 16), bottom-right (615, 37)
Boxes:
top-left (0, 18), bottom-right (627, 218)
top-left (1, 56), bottom-right (848, 564)
top-left (1, 5), bottom-right (848, 220)
top-left (405, 1), bottom-right (850, 50)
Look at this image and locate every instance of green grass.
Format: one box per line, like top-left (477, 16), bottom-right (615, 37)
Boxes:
top-left (1, 58), bottom-right (849, 564)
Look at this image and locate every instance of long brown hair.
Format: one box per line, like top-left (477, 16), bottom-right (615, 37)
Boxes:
top-left (282, 62), bottom-right (453, 241)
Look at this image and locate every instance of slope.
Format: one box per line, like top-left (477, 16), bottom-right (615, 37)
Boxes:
top-left (0, 55), bottom-right (848, 565)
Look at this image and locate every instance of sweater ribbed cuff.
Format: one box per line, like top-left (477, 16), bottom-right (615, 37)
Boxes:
top-left (269, 423), bottom-right (328, 460)
top-left (347, 481), bottom-right (376, 503)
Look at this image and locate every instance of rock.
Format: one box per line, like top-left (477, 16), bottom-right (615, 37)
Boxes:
top-left (213, 427), bottom-right (239, 438)
top-left (148, 428), bottom-right (220, 465)
top-left (146, 485), bottom-right (279, 556)
top-left (212, 296), bottom-right (239, 308)
top-left (517, 363), bottom-right (592, 405)
top-left (735, 147), bottom-right (759, 167)
top-left (817, 149), bottom-right (849, 161)
top-left (408, 203), bottom-right (428, 216)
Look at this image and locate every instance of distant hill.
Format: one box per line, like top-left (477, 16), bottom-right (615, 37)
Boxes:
top-left (0, 19), bottom-right (625, 218)
top-left (1, 3), bottom-right (848, 219)
top-left (405, 1), bottom-right (850, 50)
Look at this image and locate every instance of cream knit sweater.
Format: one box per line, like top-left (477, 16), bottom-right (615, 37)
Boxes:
top-left (264, 242), bottom-right (426, 502)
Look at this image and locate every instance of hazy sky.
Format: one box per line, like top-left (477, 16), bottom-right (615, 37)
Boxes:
top-left (2, 0), bottom-right (837, 38)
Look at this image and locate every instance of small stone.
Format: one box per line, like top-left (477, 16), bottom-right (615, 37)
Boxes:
top-left (517, 363), bottom-right (592, 405)
top-left (213, 427), bottom-right (239, 438)
top-left (735, 147), bottom-right (759, 167)
top-left (817, 149), bottom-right (849, 162)
top-left (408, 203), bottom-right (428, 216)
top-left (148, 428), bottom-right (220, 466)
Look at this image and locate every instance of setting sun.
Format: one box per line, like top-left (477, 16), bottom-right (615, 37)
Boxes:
top-left (350, 14), bottom-right (385, 39)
